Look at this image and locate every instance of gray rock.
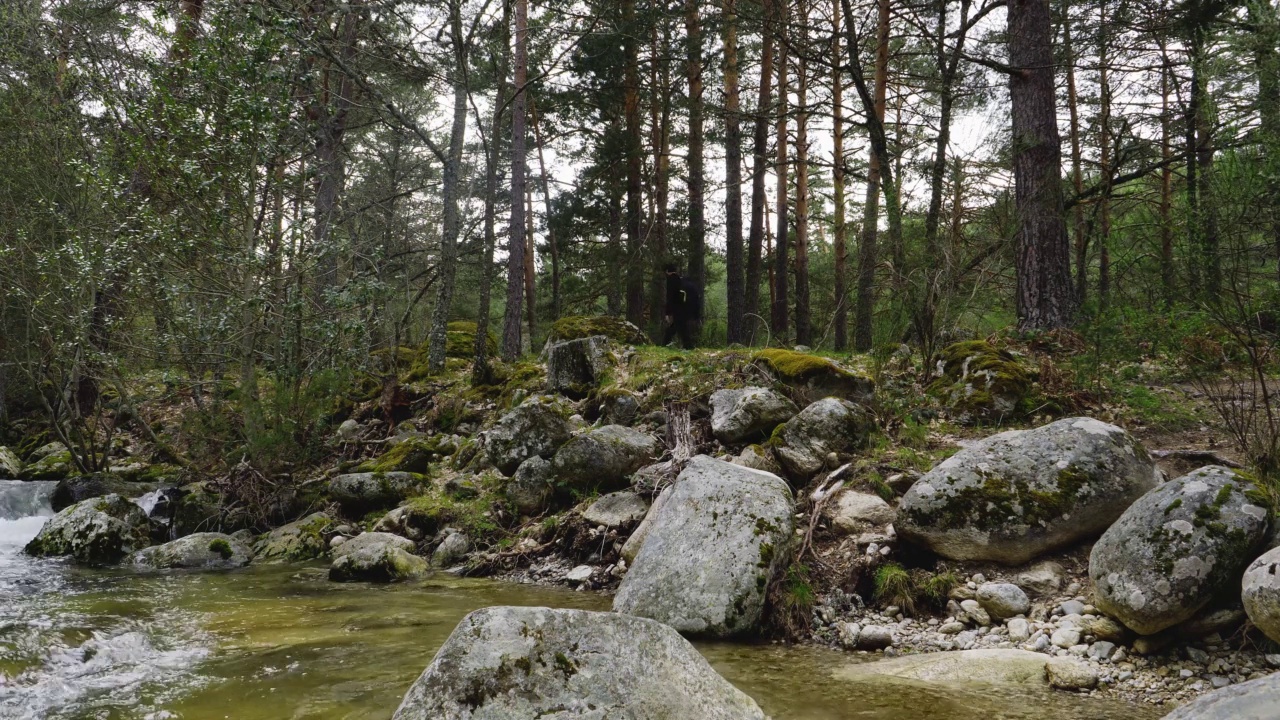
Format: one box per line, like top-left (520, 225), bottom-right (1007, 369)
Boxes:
top-left (1045, 657), bottom-right (1098, 690)
top-left (834, 648), bottom-right (1050, 685)
top-left (392, 606), bottom-right (766, 720)
top-left (773, 398), bottom-right (874, 482)
top-left (709, 387), bottom-right (798, 445)
top-left (21, 446), bottom-right (73, 480)
top-left (961, 599), bottom-right (992, 626)
top-left (330, 543), bottom-right (427, 583)
top-left (1006, 618), bottom-right (1030, 642)
top-left (505, 456), bottom-right (556, 516)
top-left (332, 531), bottom-right (415, 558)
top-left (1087, 641), bottom-right (1118, 661)
top-left (621, 486), bottom-right (672, 564)
top-left (582, 491), bottom-right (648, 528)
top-left (1083, 615), bottom-right (1128, 643)
top-left (1059, 599), bottom-right (1086, 616)
top-left (600, 390), bottom-right (641, 427)
top-left (1242, 545), bottom-right (1280, 644)
top-left (327, 472), bottom-right (425, 513)
top-left (630, 461), bottom-right (674, 495)
top-left (1162, 671), bottom-right (1280, 720)
top-left (546, 335), bottom-right (613, 398)
top-left (129, 532), bottom-right (251, 570)
top-left (898, 417), bottom-right (1160, 565)
top-left (1051, 627), bottom-right (1081, 648)
top-left (732, 445), bottom-right (783, 475)
top-left (565, 565), bottom-right (594, 582)
top-left (373, 506), bottom-right (426, 542)
top-left (484, 397), bottom-right (574, 476)
top-left (50, 475), bottom-right (160, 513)
top-left (1016, 560), bottom-right (1067, 596)
top-left (1090, 466), bottom-right (1269, 635)
top-left (828, 490), bottom-right (894, 534)
top-left (1179, 606), bottom-right (1247, 639)
top-left (432, 532), bottom-right (471, 567)
top-left (613, 456), bottom-right (794, 638)
top-left (977, 582), bottom-right (1030, 619)
top-left (24, 494), bottom-right (151, 565)
top-left (29, 441), bottom-right (68, 461)
top-left (0, 446), bottom-right (22, 477)
top-left (336, 418), bottom-right (362, 442)
top-left (552, 425), bottom-right (660, 492)
top-left (858, 625), bottom-right (894, 650)
top-left (252, 512), bottom-right (335, 563)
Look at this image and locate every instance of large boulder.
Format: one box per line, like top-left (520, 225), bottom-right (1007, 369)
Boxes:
top-left (24, 494), bottom-right (152, 565)
top-left (546, 336), bottom-right (613, 398)
top-left (552, 425), bottom-right (660, 492)
top-left (928, 340), bottom-right (1032, 421)
top-left (709, 387), bottom-right (799, 445)
top-left (332, 531), bottom-right (416, 557)
top-left (330, 540), bottom-right (427, 583)
top-left (327, 471), bottom-right (426, 514)
top-left (252, 512), bottom-right (335, 563)
top-left (128, 532), bottom-right (252, 570)
top-left (483, 396), bottom-right (574, 476)
top-left (1243, 546), bottom-right (1280, 643)
top-left (1090, 466), bottom-right (1269, 635)
top-left (51, 475), bottom-right (160, 512)
top-left (613, 455), bottom-right (794, 638)
top-left (354, 436), bottom-right (454, 474)
top-left (21, 445), bottom-right (74, 480)
top-left (504, 456), bottom-right (556, 516)
top-left (392, 606), bottom-right (766, 720)
top-left (751, 348), bottom-right (874, 404)
top-left (1162, 671), bottom-right (1280, 720)
top-left (0, 446), bottom-right (22, 477)
top-left (897, 417), bottom-right (1160, 564)
top-left (773, 398), bottom-right (874, 482)
top-left (833, 648), bottom-right (1050, 686)
top-left (621, 485), bottom-right (672, 564)
top-left (546, 315), bottom-right (649, 345)
top-left (582, 491), bottom-right (648, 528)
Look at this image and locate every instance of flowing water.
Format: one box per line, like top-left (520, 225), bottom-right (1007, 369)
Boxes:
top-left (0, 480), bottom-right (1161, 720)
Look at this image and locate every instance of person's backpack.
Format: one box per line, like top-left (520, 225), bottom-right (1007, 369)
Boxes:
top-left (680, 277), bottom-right (704, 320)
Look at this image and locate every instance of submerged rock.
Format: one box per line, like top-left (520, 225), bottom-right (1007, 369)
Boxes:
top-left (1242, 545), bottom-right (1280, 643)
top-left (25, 494), bottom-right (152, 565)
top-left (552, 425), bottom-right (660, 492)
top-left (330, 542), bottom-right (427, 583)
top-left (392, 606), bottom-right (766, 720)
top-left (614, 456), bottom-right (794, 638)
top-left (327, 471), bottom-right (426, 513)
top-left (709, 387), bottom-right (798, 445)
top-left (1090, 466), bottom-right (1268, 635)
top-left (773, 398), bottom-right (874, 482)
top-left (129, 532), bottom-right (252, 570)
top-left (1162, 671), bottom-right (1280, 719)
top-left (252, 512), bottom-right (335, 563)
top-left (483, 396), bottom-right (574, 476)
top-left (833, 648), bottom-right (1050, 686)
top-left (897, 417), bottom-right (1159, 565)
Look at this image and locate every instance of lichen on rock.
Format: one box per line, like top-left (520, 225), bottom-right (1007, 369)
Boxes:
top-left (751, 349), bottom-right (874, 404)
top-left (25, 494), bottom-right (152, 565)
top-left (928, 340), bottom-right (1033, 422)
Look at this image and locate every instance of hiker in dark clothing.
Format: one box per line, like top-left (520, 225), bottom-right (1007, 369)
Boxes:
top-left (663, 263), bottom-right (701, 349)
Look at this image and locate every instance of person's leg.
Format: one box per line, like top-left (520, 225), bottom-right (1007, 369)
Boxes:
top-left (679, 317), bottom-right (695, 349)
top-left (662, 319), bottom-right (678, 346)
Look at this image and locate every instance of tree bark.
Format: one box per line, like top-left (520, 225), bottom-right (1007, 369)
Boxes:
top-left (853, 0), bottom-right (889, 351)
top-left (530, 94), bottom-right (560, 319)
top-left (1009, 0), bottom-right (1076, 329)
top-left (502, 0), bottom-right (529, 360)
top-left (685, 0), bottom-right (707, 289)
top-left (831, 0), bottom-right (848, 351)
top-left (648, 21), bottom-right (672, 341)
top-left (793, 0), bottom-right (811, 346)
top-left (771, 28), bottom-right (790, 339)
top-left (1064, 4), bottom-right (1087, 304)
top-left (746, 0), bottom-right (776, 343)
top-left (473, 0), bottom-right (511, 384)
top-left (723, 0), bottom-right (746, 344)
top-left (1097, 0), bottom-right (1112, 308)
top-left (623, 0), bottom-right (646, 326)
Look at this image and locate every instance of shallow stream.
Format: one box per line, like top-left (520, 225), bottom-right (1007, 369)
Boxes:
top-left (0, 480), bottom-right (1160, 719)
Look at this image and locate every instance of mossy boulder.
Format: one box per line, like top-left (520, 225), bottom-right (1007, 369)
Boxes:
top-left (328, 471), bottom-right (428, 514)
top-left (24, 494), bottom-right (152, 565)
top-left (929, 340), bottom-right (1033, 422)
top-left (392, 606), bottom-right (767, 720)
top-left (613, 456), bottom-right (794, 638)
top-left (547, 315), bottom-right (649, 345)
top-left (505, 456), bottom-right (556, 516)
top-left (751, 349), bottom-right (874, 405)
top-left (546, 336), bottom-right (614, 398)
top-left (128, 532), bottom-right (253, 570)
top-left (170, 481), bottom-right (253, 536)
top-left (333, 531), bottom-right (416, 558)
top-left (483, 396), bottom-right (574, 476)
top-left (0, 446), bottom-right (23, 477)
top-left (898, 417), bottom-right (1160, 565)
top-left (772, 398), bottom-right (874, 482)
top-left (355, 436), bottom-right (455, 475)
top-left (551, 425), bottom-right (661, 492)
top-left (709, 387), bottom-right (799, 445)
top-left (21, 450), bottom-right (74, 480)
top-left (50, 475), bottom-right (161, 512)
top-left (330, 537), bottom-right (427, 583)
top-left (1090, 466), bottom-right (1270, 635)
top-left (251, 512), bottom-right (336, 563)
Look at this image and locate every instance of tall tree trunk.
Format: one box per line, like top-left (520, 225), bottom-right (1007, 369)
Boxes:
top-left (746, 0), bottom-right (776, 342)
top-left (1097, 0), bottom-right (1112, 308)
top-left (685, 0), bottom-right (707, 289)
top-left (771, 30), bottom-right (790, 339)
top-left (793, 0), bottom-right (811, 346)
top-left (723, 0), bottom-right (746, 343)
top-left (1064, 7), bottom-right (1087, 304)
top-left (832, 0), bottom-right (848, 351)
top-left (623, 0), bottom-right (646, 325)
top-left (853, 0), bottom-right (890, 351)
top-left (1009, 0), bottom-right (1076, 329)
top-left (311, 2), bottom-right (362, 296)
top-left (1159, 37), bottom-right (1174, 305)
top-left (1195, 39), bottom-right (1220, 300)
top-left (1186, 30), bottom-right (1202, 298)
top-left (426, 0), bottom-right (469, 374)
top-left (648, 21), bottom-right (672, 341)
top-left (530, 94), bottom-right (560, 319)
top-left (473, 0), bottom-right (511, 384)
top-left (502, 0), bottom-right (529, 360)
top-left (525, 181), bottom-right (536, 346)
top-left (607, 171), bottom-right (624, 316)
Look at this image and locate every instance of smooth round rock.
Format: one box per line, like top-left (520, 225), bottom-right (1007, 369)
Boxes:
top-left (1242, 545), bottom-right (1280, 644)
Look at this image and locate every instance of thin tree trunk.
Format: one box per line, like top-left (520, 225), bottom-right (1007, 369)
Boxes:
top-left (607, 171), bottom-right (624, 316)
top-left (312, 3), bottom-right (362, 296)
top-left (648, 21), bottom-right (672, 341)
top-left (686, 0), bottom-right (707, 289)
top-left (771, 29), bottom-right (790, 339)
top-left (1064, 7), bottom-right (1087, 303)
top-left (1194, 35), bottom-right (1220, 300)
top-left (746, 0), bottom-right (775, 342)
top-left (1186, 30), bottom-right (1202, 298)
top-left (832, 0), bottom-right (848, 351)
top-left (793, 0), bottom-right (811, 346)
top-left (502, 0), bottom-right (529, 360)
top-left (1159, 37), bottom-right (1174, 305)
top-left (723, 0), bottom-right (745, 343)
top-left (525, 181), bottom-right (536, 346)
top-left (473, 0), bottom-right (510, 384)
top-left (623, 0), bottom-right (646, 325)
top-left (853, 0), bottom-right (890, 351)
top-left (530, 94), bottom-right (560, 319)
top-left (1097, 0), bottom-right (1112, 308)
top-left (1009, 0), bottom-right (1076, 329)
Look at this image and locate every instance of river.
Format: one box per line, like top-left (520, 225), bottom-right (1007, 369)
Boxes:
top-left (0, 480), bottom-right (1160, 719)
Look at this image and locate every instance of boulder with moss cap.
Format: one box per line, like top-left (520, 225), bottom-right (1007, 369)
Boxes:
top-left (751, 348), bottom-right (874, 404)
top-left (330, 537), bottom-right (427, 582)
top-left (252, 512), bottom-right (336, 563)
top-left (929, 340), bottom-right (1033, 422)
top-left (613, 455), bottom-right (794, 638)
top-left (129, 532), bottom-right (253, 570)
top-left (772, 398), bottom-right (874, 482)
top-left (897, 417), bottom-right (1160, 565)
top-left (392, 606), bottom-right (766, 720)
top-left (545, 314), bottom-right (649, 345)
top-left (25, 494), bottom-right (152, 565)
top-left (483, 396), bottom-right (574, 476)
top-left (1090, 465), bottom-right (1269, 635)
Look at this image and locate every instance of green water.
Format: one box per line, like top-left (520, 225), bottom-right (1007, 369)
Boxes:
top-left (0, 480), bottom-right (1160, 719)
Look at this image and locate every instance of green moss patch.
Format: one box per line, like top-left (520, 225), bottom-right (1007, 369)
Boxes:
top-left (547, 316), bottom-right (648, 345)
